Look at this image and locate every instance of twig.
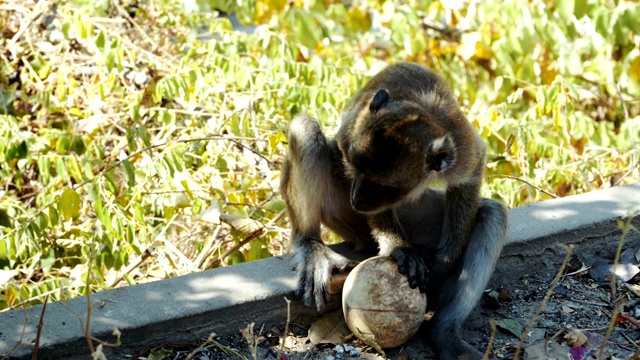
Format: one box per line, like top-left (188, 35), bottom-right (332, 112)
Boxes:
top-left (512, 244), bottom-right (574, 360)
top-left (620, 331), bottom-right (638, 348)
top-left (482, 319), bottom-right (497, 360)
top-left (0, 306), bottom-right (29, 360)
top-left (611, 215), bottom-right (637, 300)
top-left (31, 295), bottom-right (49, 360)
top-left (194, 225), bottom-right (222, 269)
top-left (8, 287), bottom-right (61, 310)
top-left (623, 283), bottom-right (640, 297)
top-left (598, 301), bottom-right (624, 359)
top-left (108, 246), bottom-right (155, 288)
top-left (612, 163), bottom-right (640, 187)
top-left (277, 297), bottom-right (292, 360)
top-left (7, 0), bottom-right (49, 50)
top-left (85, 253), bottom-right (95, 354)
top-left (185, 333), bottom-right (216, 360)
top-left (110, 0), bottom-right (162, 54)
top-left (490, 174), bottom-right (558, 198)
top-left (206, 227), bottom-right (265, 268)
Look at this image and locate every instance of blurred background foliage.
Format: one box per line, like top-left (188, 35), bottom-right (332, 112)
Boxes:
top-left (0, 0), bottom-right (638, 310)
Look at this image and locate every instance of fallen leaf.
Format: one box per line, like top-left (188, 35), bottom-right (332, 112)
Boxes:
top-left (562, 305), bottom-right (575, 314)
top-left (621, 246), bottom-right (640, 265)
top-left (495, 318), bottom-right (523, 338)
top-left (525, 337), bottom-right (570, 360)
top-left (308, 309), bottom-right (351, 345)
top-left (588, 260), bottom-right (640, 283)
top-left (564, 330), bottom-right (587, 346)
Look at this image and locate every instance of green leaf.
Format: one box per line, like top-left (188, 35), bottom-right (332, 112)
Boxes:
top-left (0, 208), bottom-right (12, 228)
top-left (70, 136), bottom-right (86, 155)
top-left (56, 136), bottom-right (71, 153)
top-left (495, 318), bottom-right (523, 338)
top-left (58, 188), bottom-right (82, 220)
top-left (295, 11), bottom-right (322, 49)
top-left (55, 158), bottom-right (70, 182)
top-left (622, 7), bottom-right (640, 34)
top-left (95, 30), bottom-right (107, 51)
top-left (48, 207), bottom-right (59, 227)
top-left (0, 236), bottom-right (8, 260)
top-left (7, 141), bottom-right (28, 160)
top-left (554, 0), bottom-right (575, 21)
top-left (122, 159), bottom-right (136, 187)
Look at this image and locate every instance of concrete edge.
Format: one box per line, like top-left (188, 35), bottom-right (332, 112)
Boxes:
top-left (1, 183), bottom-right (639, 359)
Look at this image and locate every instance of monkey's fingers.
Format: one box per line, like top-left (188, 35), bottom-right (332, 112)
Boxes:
top-left (297, 267), bottom-right (315, 308)
top-left (390, 247), bottom-right (429, 292)
top-left (313, 262), bottom-right (332, 313)
top-left (416, 260), bottom-right (430, 293)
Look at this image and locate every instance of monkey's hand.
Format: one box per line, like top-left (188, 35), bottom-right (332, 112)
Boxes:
top-left (390, 247), bottom-right (430, 293)
top-left (295, 241), bottom-right (355, 313)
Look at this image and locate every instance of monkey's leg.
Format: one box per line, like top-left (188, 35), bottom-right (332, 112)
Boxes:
top-left (433, 179), bottom-right (482, 283)
top-left (281, 114), bottom-right (353, 313)
top-left (429, 198), bottom-right (508, 360)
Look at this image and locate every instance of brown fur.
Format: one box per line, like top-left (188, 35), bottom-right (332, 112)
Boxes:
top-left (280, 63), bottom-right (508, 360)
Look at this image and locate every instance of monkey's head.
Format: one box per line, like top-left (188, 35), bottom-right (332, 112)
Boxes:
top-left (344, 89), bottom-right (457, 214)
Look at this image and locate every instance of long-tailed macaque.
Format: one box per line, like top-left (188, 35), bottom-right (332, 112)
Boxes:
top-left (280, 62), bottom-right (508, 359)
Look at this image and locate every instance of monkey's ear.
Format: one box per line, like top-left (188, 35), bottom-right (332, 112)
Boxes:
top-left (369, 89), bottom-right (390, 113)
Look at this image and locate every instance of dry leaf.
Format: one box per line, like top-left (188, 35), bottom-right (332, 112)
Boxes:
top-left (525, 337), bottom-right (570, 360)
top-left (564, 330), bottom-right (587, 347)
top-left (308, 309), bottom-right (351, 345)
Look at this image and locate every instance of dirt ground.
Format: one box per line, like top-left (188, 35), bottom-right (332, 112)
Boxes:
top-left (133, 249), bottom-right (640, 360)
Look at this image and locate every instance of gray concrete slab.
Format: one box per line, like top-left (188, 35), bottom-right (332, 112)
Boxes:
top-left (1, 183), bottom-right (639, 359)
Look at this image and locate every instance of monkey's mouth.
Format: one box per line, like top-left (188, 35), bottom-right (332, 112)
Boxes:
top-left (351, 202), bottom-right (381, 214)
top-left (350, 175), bottom-right (404, 214)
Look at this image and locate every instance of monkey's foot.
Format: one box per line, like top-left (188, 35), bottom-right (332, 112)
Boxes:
top-left (389, 247), bottom-right (430, 292)
top-left (295, 244), bottom-right (355, 313)
top-left (430, 322), bottom-right (483, 360)
top-left (435, 339), bottom-right (483, 360)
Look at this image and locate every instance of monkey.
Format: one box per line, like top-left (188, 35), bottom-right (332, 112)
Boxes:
top-left (279, 62), bottom-right (508, 360)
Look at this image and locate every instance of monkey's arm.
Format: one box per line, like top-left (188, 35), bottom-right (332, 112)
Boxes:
top-left (434, 176), bottom-right (482, 280)
top-left (281, 114), bottom-right (355, 313)
top-left (369, 209), bottom-right (429, 292)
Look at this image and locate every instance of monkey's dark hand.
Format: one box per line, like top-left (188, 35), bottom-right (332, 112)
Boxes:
top-left (390, 247), bottom-right (430, 293)
top-left (295, 242), bottom-right (355, 313)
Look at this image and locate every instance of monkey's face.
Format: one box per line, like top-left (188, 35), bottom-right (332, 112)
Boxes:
top-left (345, 90), bottom-right (456, 214)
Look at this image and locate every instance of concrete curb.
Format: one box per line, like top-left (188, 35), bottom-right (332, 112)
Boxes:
top-left (1, 183), bottom-right (639, 359)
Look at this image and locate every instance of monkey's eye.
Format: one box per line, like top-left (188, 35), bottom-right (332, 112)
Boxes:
top-left (429, 152), bottom-right (450, 172)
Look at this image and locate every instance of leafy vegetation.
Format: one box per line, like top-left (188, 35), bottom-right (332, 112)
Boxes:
top-left (0, 0), bottom-right (638, 311)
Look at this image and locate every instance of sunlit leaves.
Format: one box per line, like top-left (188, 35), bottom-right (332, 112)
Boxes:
top-left (58, 188), bottom-right (82, 220)
top-left (1, 0), bottom-right (639, 311)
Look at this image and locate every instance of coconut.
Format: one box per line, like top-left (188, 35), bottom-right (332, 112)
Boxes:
top-left (342, 256), bottom-right (427, 348)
